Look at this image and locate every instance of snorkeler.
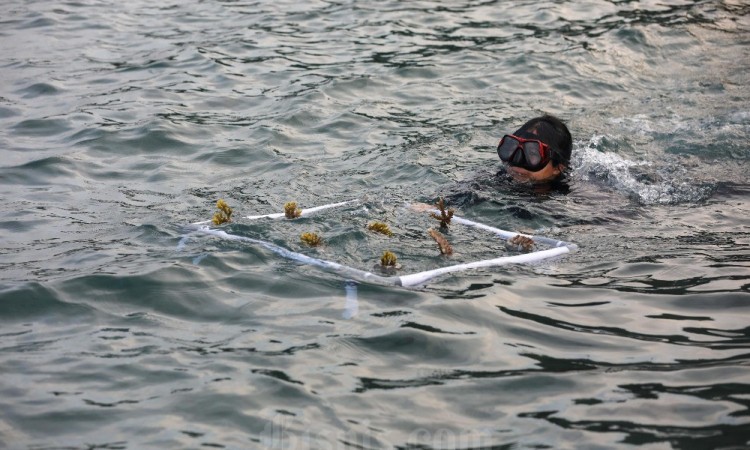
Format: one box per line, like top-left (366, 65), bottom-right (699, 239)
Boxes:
top-left (414, 114), bottom-right (574, 209)
top-left (498, 114), bottom-right (573, 183)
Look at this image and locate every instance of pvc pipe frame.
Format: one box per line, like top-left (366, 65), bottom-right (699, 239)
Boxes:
top-left (244, 199), bottom-right (359, 220)
top-left (188, 200), bottom-right (576, 288)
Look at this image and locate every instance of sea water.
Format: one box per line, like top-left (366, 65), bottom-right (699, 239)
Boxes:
top-left (1, 1), bottom-right (749, 448)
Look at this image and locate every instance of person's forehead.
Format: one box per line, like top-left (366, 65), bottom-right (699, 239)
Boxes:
top-left (516, 128), bottom-right (541, 139)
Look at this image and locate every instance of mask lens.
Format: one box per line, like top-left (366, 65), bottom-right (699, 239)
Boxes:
top-left (523, 141), bottom-right (542, 168)
top-left (498, 136), bottom-right (520, 161)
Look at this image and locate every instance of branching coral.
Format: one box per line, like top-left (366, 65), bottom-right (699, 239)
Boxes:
top-left (428, 228), bottom-right (453, 255)
top-left (430, 197), bottom-right (454, 228)
top-left (284, 202), bottom-right (302, 219)
top-left (212, 199), bottom-right (233, 225)
top-left (380, 250), bottom-right (398, 267)
top-left (367, 221), bottom-right (393, 237)
top-left (300, 232), bottom-right (322, 246)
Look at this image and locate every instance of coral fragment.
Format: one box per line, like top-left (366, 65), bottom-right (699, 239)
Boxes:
top-left (430, 197), bottom-right (454, 228)
top-left (428, 228), bottom-right (453, 255)
top-left (212, 199), bottom-right (233, 225)
top-left (367, 221), bottom-right (393, 237)
top-left (300, 232), bottom-right (322, 247)
top-left (380, 250), bottom-right (398, 267)
top-left (284, 202), bottom-right (302, 219)
top-left (506, 235), bottom-right (535, 252)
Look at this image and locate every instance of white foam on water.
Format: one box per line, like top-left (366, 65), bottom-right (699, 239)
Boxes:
top-left (608, 114), bottom-right (690, 137)
top-left (571, 135), bottom-right (715, 205)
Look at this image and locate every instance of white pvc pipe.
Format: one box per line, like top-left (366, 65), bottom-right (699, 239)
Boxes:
top-left (397, 246), bottom-right (571, 287)
top-left (187, 199), bottom-right (577, 287)
top-left (245, 199), bottom-right (358, 220)
top-left (424, 208), bottom-right (578, 250)
top-left (343, 280), bottom-right (359, 319)
top-left (189, 226), bottom-right (573, 288)
top-left (190, 225), bottom-right (399, 285)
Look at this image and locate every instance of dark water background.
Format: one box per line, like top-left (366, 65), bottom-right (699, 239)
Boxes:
top-left (2, 0), bottom-right (750, 448)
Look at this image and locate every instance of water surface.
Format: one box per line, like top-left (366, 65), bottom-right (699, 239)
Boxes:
top-left (1, 0), bottom-right (749, 448)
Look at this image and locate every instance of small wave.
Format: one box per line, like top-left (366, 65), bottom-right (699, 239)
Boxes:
top-left (571, 135), bottom-right (715, 205)
top-left (17, 82), bottom-right (64, 99)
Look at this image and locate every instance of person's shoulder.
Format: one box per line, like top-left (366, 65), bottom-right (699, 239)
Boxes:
top-left (440, 168), bottom-right (511, 208)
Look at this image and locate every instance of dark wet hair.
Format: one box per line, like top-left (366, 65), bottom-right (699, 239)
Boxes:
top-left (513, 114), bottom-right (572, 168)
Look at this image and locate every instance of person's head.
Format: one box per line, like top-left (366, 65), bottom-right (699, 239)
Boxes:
top-left (497, 114), bottom-right (572, 183)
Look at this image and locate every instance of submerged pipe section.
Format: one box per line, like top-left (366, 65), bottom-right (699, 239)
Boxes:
top-left (187, 199), bottom-right (577, 287)
top-left (189, 228), bottom-right (573, 288)
top-left (191, 226), bottom-right (401, 285)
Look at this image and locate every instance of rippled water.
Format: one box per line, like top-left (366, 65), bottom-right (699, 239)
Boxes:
top-left (2, 0), bottom-right (750, 449)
